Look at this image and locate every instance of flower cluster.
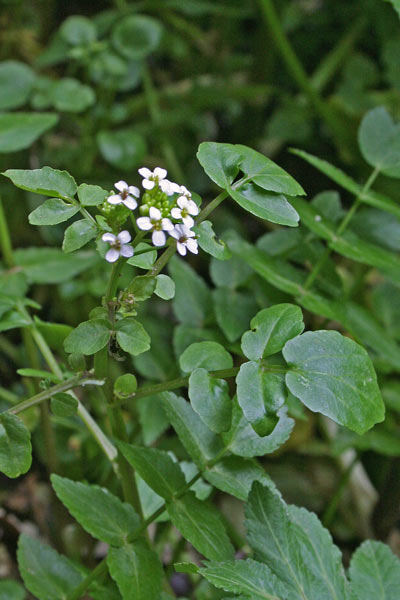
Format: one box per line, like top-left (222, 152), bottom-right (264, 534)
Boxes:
top-left (102, 168), bottom-right (199, 262)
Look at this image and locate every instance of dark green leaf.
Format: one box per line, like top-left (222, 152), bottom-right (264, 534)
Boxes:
top-left (204, 455), bottom-right (273, 501)
top-left (114, 374), bottom-right (137, 398)
top-left (213, 287), bottom-right (257, 343)
top-left (115, 318), bottom-right (151, 356)
top-left (13, 247), bottom-right (97, 284)
top-left (78, 183), bottom-right (107, 206)
top-left (29, 198), bottom-right (79, 226)
top-left (3, 166), bottom-right (77, 199)
top-left (196, 142), bottom-right (241, 189)
top-left (358, 106), bottom-right (400, 177)
top-left (107, 541), bottom-right (163, 600)
top-left (112, 15), bottom-right (163, 59)
top-left (64, 319), bottom-right (111, 355)
top-left (193, 221), bottom-right (231, 260)
top-left (189, 368), bottom-right (231, 433)
top-left (0, 61), bottom-right (35, 110)
top-left (51, 78), bottom-right (95, 113)
top-left (155, 274), bottom-right (175, 299)
top-left (60, 16), bottom-right (96, 45)
top-left (0, 414), bottom-right (31, 478)
top-left (97, 129), bottom-right (146, 171)
top-left (0, 113), bottom-right (58, 152)
top-left (180, 341), bottom-right (233, 372)
top-left (229, 183), bottom-right (299, 226)
top-left (0, 579), bottom-right (26, 600)
top-left (349, 540), bottom-right (400, 600)
top-left (50, 393), bottom-right (78, 417)
top-left (169, 256), bottom-right (211, 327)
top-left (62, 219), bottom-right (98, 252)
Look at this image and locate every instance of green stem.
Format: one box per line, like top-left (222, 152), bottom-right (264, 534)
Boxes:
top-left (6, 374), bottom-right (104, 415)
top-left (322, 452), bottom-right (360, 527)
top-left (196, 191), bottom-right (228, 224)
top-left (303, 167), bottom-right (380, 291)
top-left (149, 245), bottom-right (176, 277)
top-left (104, 259), bottom-right (126, 304)
top-left (0, 197), bottom-right (15, 268)
top-left (67, 559), bottom-right (108, 600)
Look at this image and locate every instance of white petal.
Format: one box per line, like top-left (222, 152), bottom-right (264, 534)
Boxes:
top-left (169, 182), bottom-right (181, 194)
top-left (138, 167), bottom-right (152, 178)
top-left (177, 196), bottom-right (189, 210)
top-left (117, 230), bottom-right (131, 244)
top-left (106, 248), bottom-right (120, 262)
top-left (142, 179), bottom-right (155, 190)
top-left (187, 200), bottom-right (199, 215)
top-left (123, 196), bottom-right (138, 210)
top-left (107, 194), bottom-right (122, 205)
top-left (182, 215), bottom-right (194, 228)
top-left (149, 207), bottom-right (161, 220)
top-left (152, 230), bottom-right (166, 246)
top-left (128, 186), bottom-right (140, 198)
top-left (161, 218), bottom-right (174, 231)
top-left (169, 228), bottom-right (180, 240)
top-left (171, 207), bottom-right (182, 219)
top-left (177, 242), bottom-right (187, 256)
top-left (159, 179), bottom-right (173, 195)
top-left (136, 217), bottom-right (153, 230)
top-left (102, 232), bottom-right (116, 242)
top-left (186, 238), bottom-right (198, 254)
top-left (186, 228), bottom-right (196, 238)
top-left (154, 167), bottom-right (167, 180)
top-left (120, 245), bottom-right (134, 258)
top-left (115, 180), bottom-right (128, 192)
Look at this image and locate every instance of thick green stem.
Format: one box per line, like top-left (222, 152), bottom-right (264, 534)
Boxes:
top-left (196, 191), bottom-right (228, 224)
top-left (322, 453), bottom-right (360, 527)
top-left (104, 259), bottom-right (126, 304)
top-left (0, 197), bottom-right (15, 268)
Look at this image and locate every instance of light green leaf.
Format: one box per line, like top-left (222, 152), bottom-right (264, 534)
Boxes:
top-left (60, 15), bottom-right (96, 45)
top-left (189, 368), bottom-right (232, 433)
top-left (64, 319), bottom-right (111, 355)
top-left (199, 558), bottom-right (290, 600)
top-left (115, 318), bottom-right (151, 356)
top-left (236, 144), bottom-right (305, 196)
top-left (118, 443), bottom-right (186, 500)
top-left (108, 541), bottom-right (163, 600)
top-left (161, 392), bottom-right (224, 469)
top-left (229, 183), bottom-right (299, 226)
top-left (17, 368), bottom-right (60, 382)
top-left (112, 15), bottom-right (163, 60)
top-left (0, 61), bottom-right (35, 110)
top-left (180, 341), bottom-right (233, 372)
top-left (17, 534), bottom-right (82, 600)
top-left (97, 129), bottom-right (146, 171)
top-left (167, 493), bottom-right (234, 560)
top-left (52, 78), bottom-right (95, 113)
top-left (204, 455), bottom-right (273, 501)
top-left (241, 304), bottom-right (304, 361)
top-left (51, 475), bottom-right (139, 546)
top-left (29, 198), bottom-right (79, 225)
top-left (0, 413), bottom-right (32, 478)
top-left (128, 242), bottom-right (156, 269)
top-left (193, 221), bottom-right (231, 260)
top-left (169, 256), bottom-right (211, 327)
top-left (78, 183), bottom-right (107, 206)
top-left (13, 247), bottom-right (97, 284)
top-left (358, 106), bottom-right (400, 177)
top-left (155, 274), bottom-right (175, 300)
top-left (0, 113), bottom-right (58, 152)
top-left (196, 142), bottom-right (241, 189)
top-left (62, 219), bottom-right (97, 252)
top-left (114, 374), bottom-right (137, 398)
top-left (246, 482), bottom-right (348, 600)
top-left (137, 394), bottom-right (169, 446)
top-left (0, 579), bottom-right (26, 600)
top-left (222, 398), bottom-right (294, 457)
top-left (349, 540), bottom-right (400, 600)
top-left (283, 330), bottom-right (385, 434)
top-left (213, 287), bottom-right (257, 342)
top-left (3, 166), bottom-right (77, 199)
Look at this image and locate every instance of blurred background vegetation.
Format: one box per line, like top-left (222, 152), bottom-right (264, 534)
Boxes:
top-left (2, 0), bottom-right (400, 590)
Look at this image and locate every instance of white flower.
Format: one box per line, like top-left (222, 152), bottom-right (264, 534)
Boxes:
top-left (138, 167), bottom-right (168, 191)
top-left (102, 231), bottom-right (134, 263)
top-left (136, 207), bottom-right (173, 247)
top-left (171, 195), bottom-right (199, 228)
top-left (169, 224), bottom-right (198, 256)
top-left (108, 181), bottom-right (140, 210)
top-left (159, 179), bottom-right (180, 196)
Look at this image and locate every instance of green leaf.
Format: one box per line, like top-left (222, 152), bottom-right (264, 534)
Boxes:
top-left (155, 274), bottom-right (175, 299)
top-left (222, 398), bottom-right (294, 457)
top-left (169, 256), bottom-right (211, 327)
top-left (291, 148), bottom-right (400, 219)
top-left (112, 15), bottom-right (163, 60)
top-left (13, 247), bottom-right (97, 284)
top-left (60, 15), bottom-right (96, 45)
top-left (283, 330), bottom-right (385, 434)
top-left (127, 242), bottom-right (157, 269)
top-left (199, 558), bottom-right (290, 600)
top-left (17, 534), bottom-right (82, 600)
top-left (107, 541), bottom-right (163, 600)
top-left (127, 275), bottom-right (156, 302)
top-left (385, 0), bottom-right (400, 18)
top-left (17, 368), bottom-right (60, 383)
top-left (0, 580), bottom-right (26, 600)
top-left (193, 221), bottom-right (231, 260)
top-left (180, 341), bottom-right (233, 372)
top-left (29, 198), bottom-right (79, 225)
top-left (51, 78), bottom-right (95, 113)
top-left (167, 493), bottom-right (234, 560)
top-left (137, 394), bottom-right (169, 446)
top-left (118, 443), bottom-right (186, 500)
top-left (358, 106), bottom-right (400, 177)
top-left (229, 183), bottom-right (299, 226)
top-left (236, 144), bottom-right (305, 196)
top-left (3, 166), bottom-right (77, 199)
top-left (51, 475), bottom-right (139, 546)
top-left (64, 319), bottom-right (111, 355)
top-left (0, 413), bottom-right (32, 478)
top-left (246, 482), bottom-right (348, 600)
top-left (349, 540), bottom-right (400, 600)
top-left (189, 368), bottom-right (231, 433)
top-left (62, 218), bottom-right (98, 252)
top-left (115, 318), bottom-right (151, 356)
top-left (196, 142), bottom-right (241, 189)
top-left (241, 304), bottom-right (304, 361)
top-left (204, 455), bottom-right (273, 501)
top-left (161, 392), bottom-right (224, 469)
top-left (210, 254), bottom-right (252, 289)
top-left (50, 393), bottom-right (78, 417)
top-left (0, 113), bottom-right (58, 152)
top-left (97, 129), bottom-right (147, 171)
top-left (78, 183), bottom-right (107, 206)
top-left (114, 374), bottom-right (137, 398)
top-left (0, 60), bottom-right (35, 110)
top-left (213, 287), bottom-right (257, 342)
